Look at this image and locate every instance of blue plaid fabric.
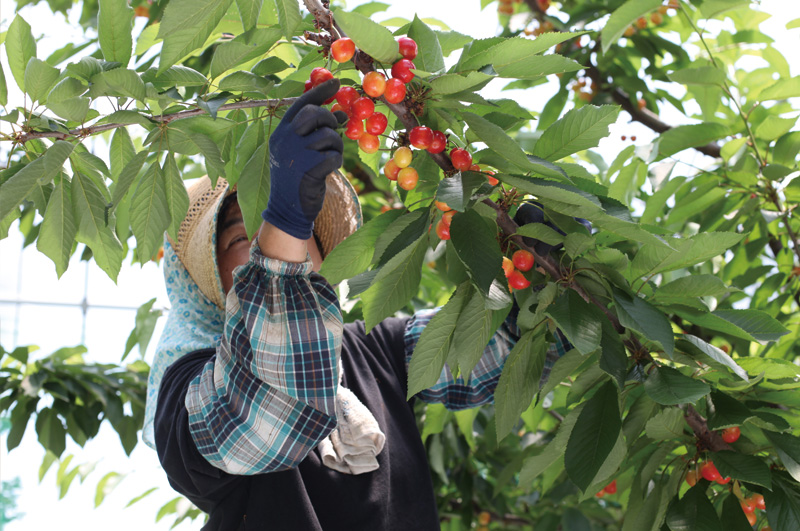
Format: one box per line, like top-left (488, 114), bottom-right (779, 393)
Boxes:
top-left (185, 246), bottom-right (571, 475)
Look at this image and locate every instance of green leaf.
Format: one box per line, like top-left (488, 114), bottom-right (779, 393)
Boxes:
top-left (683, 334), bottom-right (748, 380)
top-left (111, 151), bottom-right (148, 208)
top-left (644, 366), bottom-right (710, 406)
top-left (613, 287), bottom-right (674, 358)
top-left (219, 70), bottom-right (272, 94)
top-left (6, 15), bottom-right (36, 92)
top-left (761, 76), bottom-right (800, 100)
top-left (630, 232), bottom-right (744, 279)
top-left (711, 451), bottom-right (772, 490)
top-left (72, 171), bottom-right (124, 281)
top-left (406, 283), bottom-right (470, 398)
top-left (130, 163), bottom-right (170, 262)
top-left (91, 68), bottom-right (147, 102)
top-left (408, 15), bottom-right (444, 73)
top-left (495, 330), bottom-right (547, 441)
top-left (157, 0), bottom-right (235, 73)
top-left (36, 178), bottom-right (76, 278)
top-left (95, 471), bottom-right (124, 508)
top-left (707, 390), bottom-right (754, 430)
top-left (515, 222), bottom-right (565, 246)
top-left (565, 381), bottom-right (621, 491)
top-left (109, 127), bottom-right (136, 181)
top-left (429, 72), bottom-right (493, 95)
top-left (493, 54), bottom-right (582, 80)
top-left (520, 402), bottom-right (583, 486)
top-left (601, 0), bottom-right (662, 54)
top-left (0, 141), bottom-right (75, 221)
top-left (48, 97), bottom-right (91, 123)
top-left (698, 0), bottom-right (751, 18)
top-left (712, 309), bottom-right (789, 343)
top-left (450, 208), bottom-right (503, 296)
top-left (645, 407), bottom-right (685, 441)
top-left (135, 23), bottom-right (161, 56)
top-left (237, 143), bottom-right (270, 239)
top-left (546, 290), bottom-right (602, 355)
top-left (361, 235), bottom-right (427, 332)
top-left (657, 123), bottom-right (729, 158)
top-left (24, 58), bottom-right (59, 103)
top-left (720, 494), bottom-right (757, 531)
top-left (462, 112), bottom-right (544, 176)
top-left (435, 172), bottom-right (486, 212)
top-left (372, 209), bottom-right (429, 265)
top-left (252, 56), bottom-right (291, 76)
top-left (162, 155), bottom-right (189, 242)
top-left (35, 408), bottom-right (67, 458)
top-left (459, 33), bottom-right (585, 72)
top-left (599, 320), bottom-right (627, 388)
top-left (0, 59), bottom-right (7, 106)
top-left (141, 65), bottom-right (209, 88)
top-left (668, 66), bottom-right (727, 86)
top-left (766, 432), bottom-right (800, 484)
top-left (767, 472), bottom-right (800, 530)
top-left (319, 209), bottom-right (403, 285)
top-left (275, 0), bottom-right (302, 40)
top-left (98, 0), bottom-right (134, 66)
top-left (654, 274), bottom-right (735, 303)
top-left (333, 9), bottom-right (399, 64)
top-left (236, 0), bottom-right (263, 31)
top-left (533, 105), bottom-right (619, 162)
top-left (452, 288), bottom-right (509, 377)
top-left (665, 483), bottom-right (723, 531)
top-left (209, 27), bottom-right (283, 79)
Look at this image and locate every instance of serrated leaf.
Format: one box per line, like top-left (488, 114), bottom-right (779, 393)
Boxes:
top-left (406, 283), bottom-right (470, 398)
top-left (766, 432), bottom-right (800, 484)
top-left (237, 143), bottom-right (270, 239)
top-left (565, 381), bottom-right (621, 491)
top-left (275, 0), bottom-right (302, 40)
top-left (450, 208), bottom-right (503, 296)
top-left (408, 15), bottom-right (444, 73)
top-left (372, 209), bottom-right (429, 266)
top-left (0, 141), bottom-right (75, 221)
top-left (761, 76), bottom-right (800, 100)
top-left (631, 232), bottom-right (744, 279)
top-left (599, 320), bottom-right (627, 388)
top-left (219, 70), bottom-right (272, 94)
top-left (98, 0), bottom-right (134, 66)
top-left (533, 105), bottom-right (619, 161)
top-left (613, 287), bottom-right (674, 358)
top-left (712, 451), bottom-right (772, 490)
top-left (665, 483), bottom-right (723, 531)
top-left (95, 471), bottom-right (124, 508)
top-left (645, 407), bottom-right (685, 440)
top-left (135, 22), bottom-right (161, 56)
top-left (91, 68), bottom-right (147, 102)
top-left (668, 66), bottom-right (727, 86)
top-left (319, 209), bottom-right (403, 285)
top-left (767, 472), bottom-right (800, 530)
top-left (436, 172), bottom-right (486, 212)
top-left (111, 151), bottom-right (148, 208)
top-left (683, 334), bottom-right (748, 380)
top-left (157, 0), bottom-right (235, 72)
top-left (494, 54), bottom-right (582, 80)
top-left (600, 0), bottom-right (662, 54)
top-left (162, 155), bottom-right (189, 242)
top-left (6, 15), bottom-right (36, 92)
top-left (459, 33), bottom-right (585, 72)
top-left (707, 390), bottom-right (754, 430)
top-left (252, 56), bottom-right (291, 76)
top-left (654, 274), bottom-right (735, 302)
top-left (429, 72), bottom-right (493, 95)
top-left (334, 9), bottom-right (399, 64)
top-left (35, 408), bottom-right (66, 458)
top-left (452, 287), bottom-right (509, 377)
top-left (657, 123), bottom-right (729, 158)
top-left (209, 27), bottom-right (283, 79)
top-left (72, 172), bottom-right (124, 281)
top-left (24, 58), bottom-right (59, 103)
top-left (645, 366), bottom-right (710, 406)
top-left (515, 222), bottom-right (565, 246)
top-left (130, 163), bottom-right (170, 262)
top-left (141, 65), bottom-right (208, 88)
top-left (236, 0), bottom-right (263, 31)
top-left (495, 330), bottom-right (547, 441)
top-left (109, 127), bottom-right (136, 181)
top-left (0, 60), bottom-right (7, 106)
top-left (361, 236), bottom-right (427, 332)
top-left (37, 178), bottom-right (76, 278)
top-left (48, 97), bottom-right (91, 123)
top-left (545, 290), bottom-right (602, 355)
top-left (462, 112), bottom-right (542, 175)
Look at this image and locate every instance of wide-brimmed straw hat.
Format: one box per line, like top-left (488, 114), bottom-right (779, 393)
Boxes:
top-left (167, 171), bottom-right (362, 309)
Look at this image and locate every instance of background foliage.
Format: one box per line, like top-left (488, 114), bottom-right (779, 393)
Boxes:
top-left (2, 0), bottom-right (800, 529)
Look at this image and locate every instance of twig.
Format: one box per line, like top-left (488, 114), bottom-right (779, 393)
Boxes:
top-left (684, 404), bottom-right (731, 452)
top-left (13, 97), bottom-right (298, 144)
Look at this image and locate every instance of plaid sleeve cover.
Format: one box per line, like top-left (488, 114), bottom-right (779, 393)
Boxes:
top-left (403, 310), bottom-right (570, 409)
top-left (184, 247), bottom-right (343, 475)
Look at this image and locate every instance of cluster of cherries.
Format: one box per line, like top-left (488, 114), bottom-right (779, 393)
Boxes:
top-left (595, 479), bottom-right (617, 498)
top-left (624, 1), bottom-right (679, 37)
top-left (502, 250), bottom-right (535, 291)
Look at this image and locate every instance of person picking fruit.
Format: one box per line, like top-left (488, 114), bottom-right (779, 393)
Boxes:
top-left (143, 80), bottom-right (571, 530)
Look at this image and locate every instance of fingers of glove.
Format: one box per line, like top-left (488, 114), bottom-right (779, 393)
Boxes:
top-left (282, 78), bottom-right (341, 122)
top-left (304, 127), bottom-right (344, 154)
top-left (332, 110), bottom-right (349, 125)
top-left (514, 202), bottom-right (545, 225)
top-left (306, 150), bottom-right (343, 181)
top-left (292, 104), bottom-right (341, 136)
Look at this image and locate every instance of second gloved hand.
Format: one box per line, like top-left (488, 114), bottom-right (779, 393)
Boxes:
top-left (262, 79), bottom-right (348, 240)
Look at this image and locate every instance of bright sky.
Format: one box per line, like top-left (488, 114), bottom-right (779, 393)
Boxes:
top-left (0, 1), bottom-right (798, 530)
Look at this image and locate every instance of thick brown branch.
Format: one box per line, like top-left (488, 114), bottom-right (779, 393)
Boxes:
top-left (14, 97), bottom-right (298, 144)
top-left (685, 404), bottom-right (731, 453)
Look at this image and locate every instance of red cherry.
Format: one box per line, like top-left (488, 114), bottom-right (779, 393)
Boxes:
top-left (746, 512), bottom-right (756, 526)
top-left (397, 37), bottom-right (418, 60)
top-left (365, 112), bottom-right (388, 135)
top-left (715, 475), bottom-right (731, 485)
top-left (384, 159), bottom-right (400, 181)
top-left (434, 200), bottom-right (450, 212)
top-left (351, 97), bottom-right (375, 120)
top-left (409, 126), bottom-right (433, 149)
top-left (397, 167), bottom-right (419, 191)
top-left (310, 67), bottom-right (333, 87)
top-left (391, 59), bottom-right (416, 83)
top-left (751, 493), bottom-right (766, 510)
top-left (722, 426), bottom-right (741, 444)
top-left (502, 257), bottom-right (514, 278)
top-left (358, 133), bottom-right (380, 154)
top-left (450, 148), bottom-right (472, 171)
top-left (335, 86), bottom-right (359, 107)
top-left (512, 250), bottom-right (534, 272)
top-left (604, 479), bottom-right (617, 494)
top-left (384, 78), bottom-right (407, 104)
top-left (345, 119), bottom-right (364, 140)
top-left (362, 71), bottom-right (386, 98)
top-left (508, 269), bottom-right (530, 290)
top-left (685, 469), bottom-right (698, 487)
top-left (331, 38), bottom-right (356, 62)
top-left (435, 219), bottom-right (450, 240)
top-left (700, 461), bottom-right (721, 482)
top-left (486, 171), bottom-right (499, 186)
top-left (741, 499), bottom-right (756, 514)
top-left (304, 80), bottom-right (313, 93)
top-left (427, 130), bottom-right (447, 154)
top-left (442, 210), bottom-right (455, 227)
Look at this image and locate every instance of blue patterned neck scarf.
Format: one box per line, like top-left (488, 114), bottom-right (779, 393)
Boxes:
top-left (143, 240), bottom-right (224, 449)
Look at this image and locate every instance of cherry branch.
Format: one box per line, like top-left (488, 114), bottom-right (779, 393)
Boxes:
top-left (684, 404), bottom-right (731, 452)
top-left (13, 97), bottom-right (298, 144)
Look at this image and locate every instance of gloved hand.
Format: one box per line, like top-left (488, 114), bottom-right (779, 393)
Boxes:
top-left (262, 79), bottom-right (348, 240)
top-left (514, 201), bottom-right (591, 256)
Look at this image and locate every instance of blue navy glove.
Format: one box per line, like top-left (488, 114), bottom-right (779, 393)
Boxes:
top-left (514, 201), bottom-right (591, 256)
top-left (262, 79), bottom-right (348, 240)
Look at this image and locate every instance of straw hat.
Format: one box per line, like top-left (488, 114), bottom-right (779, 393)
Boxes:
top-left (168, 171), bottom-right (362, 309)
